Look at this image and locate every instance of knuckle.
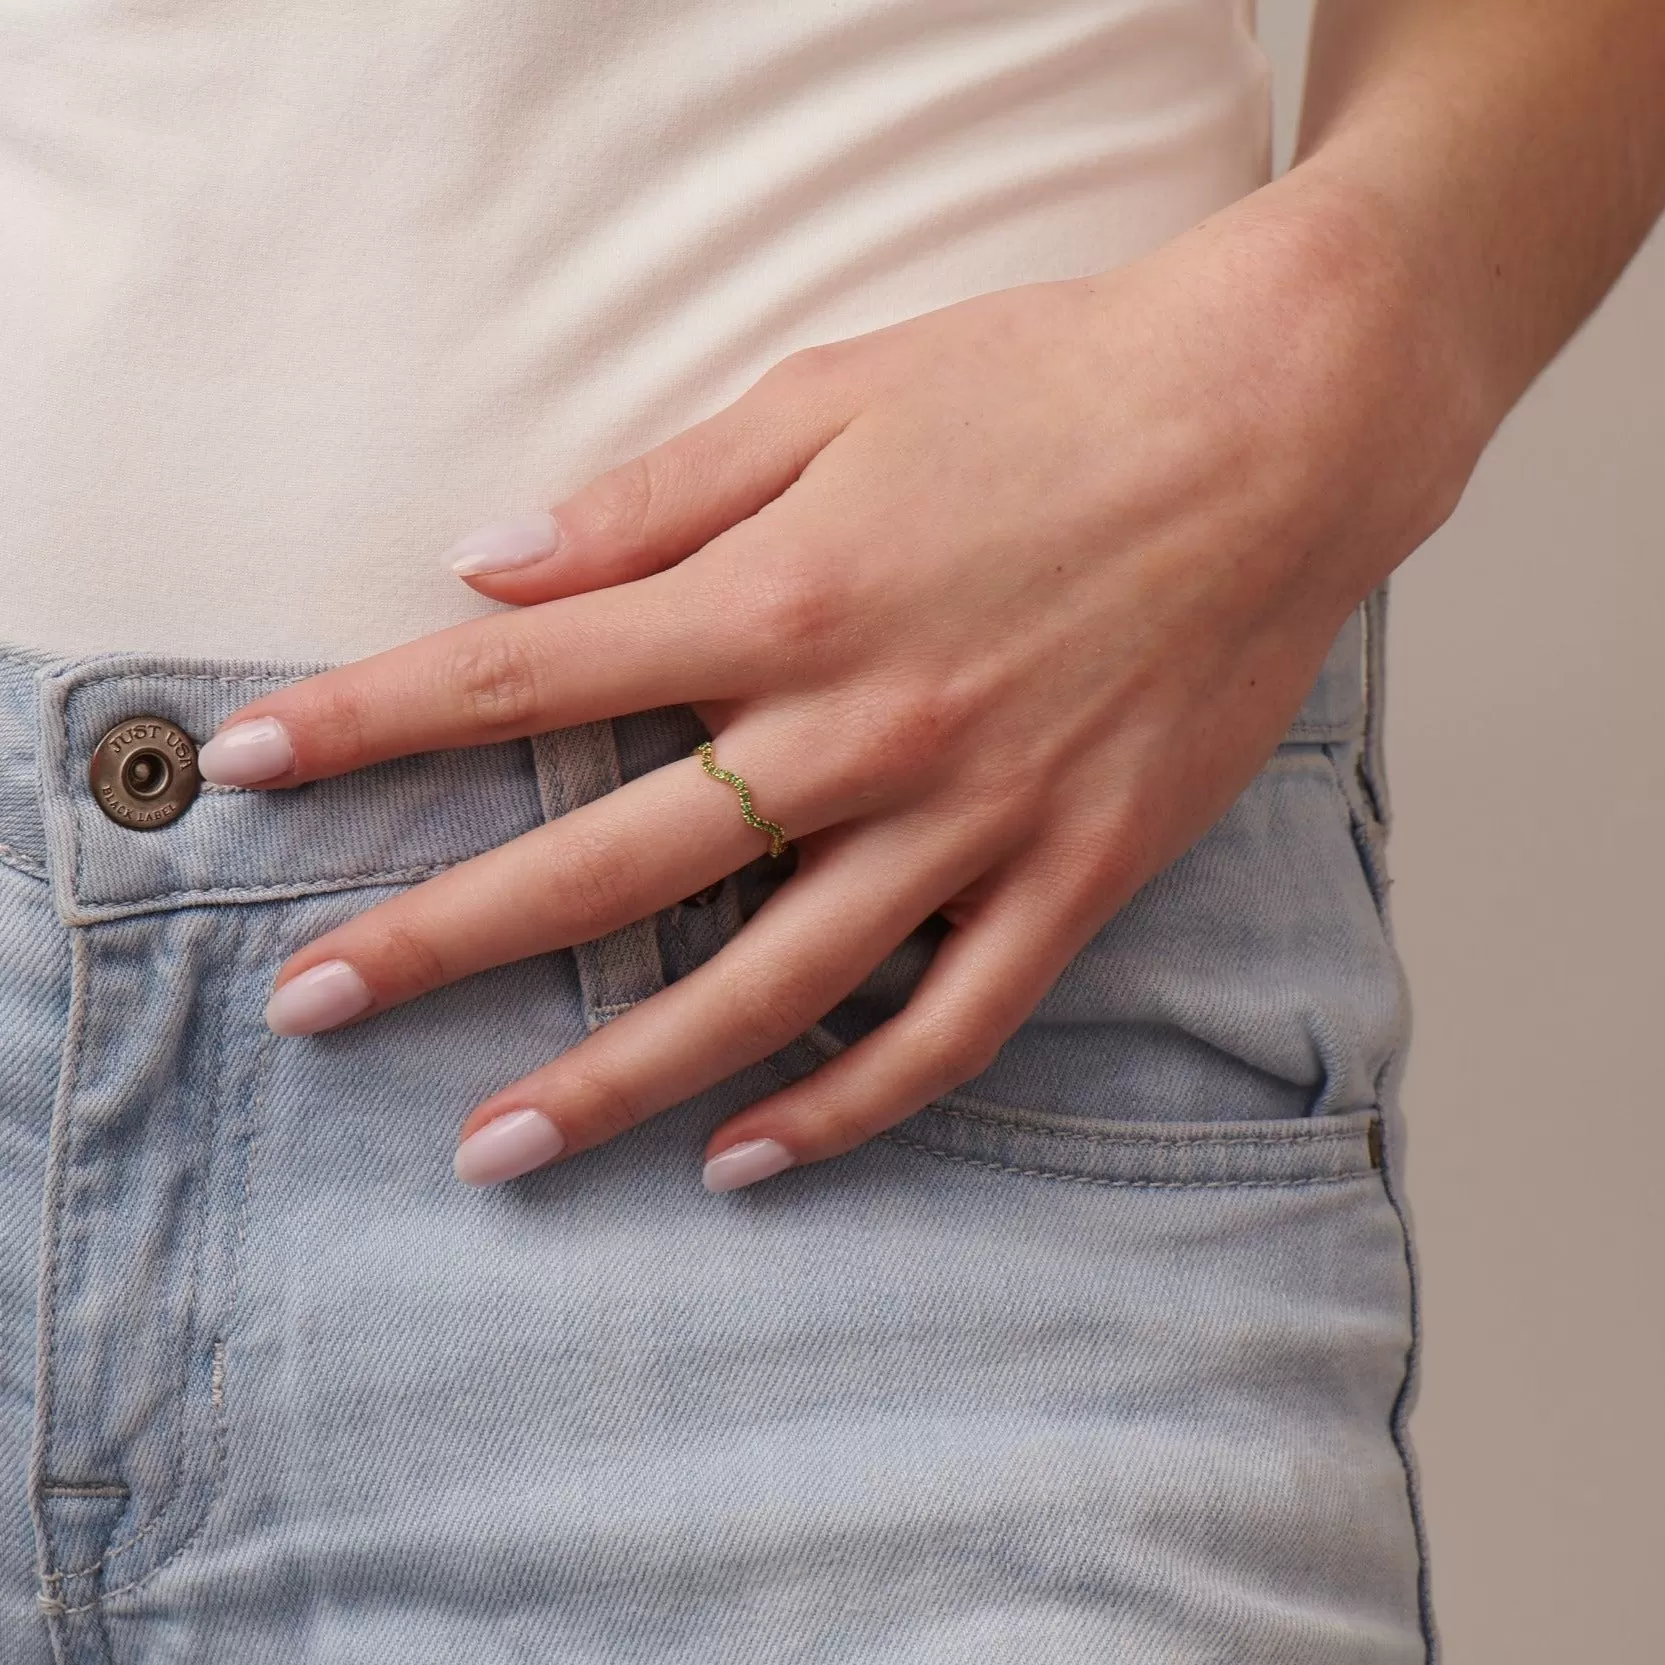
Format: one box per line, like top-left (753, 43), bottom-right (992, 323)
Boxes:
top-left (721, 961), bottom-right (826, 1057)
top-left (913, 1005), bottom-right (1002, 1088)
top-left (445, 629), bottom-right (549, 738)
top-left (368, 915), bottom-right (452, 999)
top-left (303, 681), bottom-right (371, 766)
top-left (570, 1065), bottom-right (649, 1142)
top-left (767, 344), bottom-right (836, 392)
top-left (559, 823), bottom-right (644, 930)
top-left (858, 682), bottom-right (959, 782)
top-left (750, 563), bottom-right (843, 659)
top-left (569, 453), bottom-right (659, 549)
top-left (770, 340), bottom-right (861, 398)
top-left (1072, 800), bottom-right (1154, 900)
top-left (812, 680), bottom-right (968, 808)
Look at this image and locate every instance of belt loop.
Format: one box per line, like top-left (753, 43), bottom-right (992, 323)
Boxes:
top-left (529, 722), bottom-right (667, 1031)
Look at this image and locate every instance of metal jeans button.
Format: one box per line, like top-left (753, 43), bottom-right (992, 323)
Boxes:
top-left (89, 717), bottom-right (201, 830)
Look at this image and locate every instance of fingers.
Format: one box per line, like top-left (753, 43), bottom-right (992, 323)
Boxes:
top-left (697, 851), bottom-right (1107, 1183)
top-left (450, 353), bottom-right (854, 607)
top-left (263, 734), bottom-right (827, 1032)
top-left (198, 568), bottom-right (738, 786)
top-left (198, 356), bottom-right (856, 791)
top-left (448, 808), bottom-right (993, 1187)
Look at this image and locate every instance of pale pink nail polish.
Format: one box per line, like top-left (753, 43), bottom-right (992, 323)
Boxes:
top-left (265, 959), bottom-right (373, 1036)
top-left (446, 511), bottom-right (563, 576)
top-left (198, 717), bottom-right (294, 786)
top-left (702, 1138), bottom-right (794, 1193)
top-left (453, 1109), bottom-right (565, 1187)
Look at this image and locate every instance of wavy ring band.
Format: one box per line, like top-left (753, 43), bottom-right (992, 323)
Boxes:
top-left (693, 740), bottom-right (791, 858)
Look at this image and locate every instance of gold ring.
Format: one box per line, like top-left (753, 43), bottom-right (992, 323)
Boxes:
top-left (694, 740), bottom-right (790, 858)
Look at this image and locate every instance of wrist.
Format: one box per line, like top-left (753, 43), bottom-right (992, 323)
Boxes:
top-left (1268, 149), bottom-right (1517, 452)
top-left (1190, 163), bottom-right (1501, 597)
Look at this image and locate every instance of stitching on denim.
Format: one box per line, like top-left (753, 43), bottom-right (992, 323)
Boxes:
top-left (758, 1046), bottom-right (810, 1089)
top-left (56, 672), bottom-right (299, 690)
top-left (1360, 588), bottom-right (1394, 833)
top-left (661, 885), bottom-right (735, 981)
top-left (46, 1018), bottom-right (276, 1605)
top-left (914, 1101), bottom-right (1370, 1149)
top-left (756, 1047), bottom-right (1373, 1155)
top-left (1382, 1145), bottom-right (1435, 1662)
top-left (94, 958), bottom-right (231, 1567)
top-left (876, 1132), bottom-right (1370, 1188)
top-left (42, 1037), bottom-right (214, 1581)
top-left (1283, 719), bottom-right (1362, 742)
top-left (51, 666), bottom-right (489, 909)
top-left (74, 928), bottom-right (236, 1570)
top-left (30, 928), bottom-right (91, 1602)
top-left (37, 673), bottom-right (83, 920)
top-left (73, 863), bottom-right (454, 914)
top-left (666, 893), bottom-right (695, 978)
top-left (1371, 1046), bottom-right (1436, 1655)
top-left (1323, 746), bottom-right (1392, 925)
top-left (65, 683), bottom-right (88, 904)
top-left (0, 841), bottom-right (47, 878)
top-left (43, 1016), bottom-right (277, 1596)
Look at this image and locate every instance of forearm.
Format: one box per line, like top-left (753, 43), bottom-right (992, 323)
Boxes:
top-left (1292, 0), bottom-right (1665, 432)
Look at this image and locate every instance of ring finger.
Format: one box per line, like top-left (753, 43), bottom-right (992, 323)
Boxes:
top-left (262, 701), bottom-right (935, 1034)
top-left (262, 735), bottom-right (795, 1034)
top-left (448, 804), bottom-right (995, 1184)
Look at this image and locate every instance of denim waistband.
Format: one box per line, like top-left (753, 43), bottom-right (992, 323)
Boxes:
top-left (0, 602), bottom-right (1369, 925)
top-left (0, 649), bottom-right (551, 924)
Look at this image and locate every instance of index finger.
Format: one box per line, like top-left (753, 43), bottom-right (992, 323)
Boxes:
top-left (196, 565), bottom-right (747, 786)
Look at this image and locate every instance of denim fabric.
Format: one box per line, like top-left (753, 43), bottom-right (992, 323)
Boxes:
top-left (0, 597), bottom-right (1431, 1664)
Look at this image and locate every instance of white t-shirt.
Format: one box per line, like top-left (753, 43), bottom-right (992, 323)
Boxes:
top-left (0, 1), bottom-right (1270, 662)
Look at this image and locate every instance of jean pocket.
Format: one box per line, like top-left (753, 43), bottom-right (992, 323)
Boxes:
top-left (885, 1102), bottom-right (1384, 1188)
top-left (764, 1019), bottom-right (1384, 1188)
top-left (769, 740), bottom-right (1405, 1137)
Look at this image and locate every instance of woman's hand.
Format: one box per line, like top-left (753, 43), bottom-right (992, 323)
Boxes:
top-left (199, 172), bottom-right (1485, 1191)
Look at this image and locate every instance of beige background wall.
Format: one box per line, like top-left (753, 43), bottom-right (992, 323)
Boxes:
top-left (1260, 7), bottom-right (1665, 1662)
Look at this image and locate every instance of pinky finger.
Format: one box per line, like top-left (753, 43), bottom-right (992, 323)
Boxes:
top-left (702, 855), bottom-right (1105, 1184)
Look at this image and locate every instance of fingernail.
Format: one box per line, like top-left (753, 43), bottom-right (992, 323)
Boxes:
top-left (702, 1138), bottom-right (794, 1193)
top-left (453, 1109), bottom-right (565, 1187)
top-left (198, 717), bottom-right (294, 786)
top-left (265, 959), bottom-right (373, 1036)
top-left (446, 511), bottom-right (563, 576)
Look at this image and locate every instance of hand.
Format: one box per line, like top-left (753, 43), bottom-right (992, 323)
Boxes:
top-left (199, 175), bottom-right (1481, 1192)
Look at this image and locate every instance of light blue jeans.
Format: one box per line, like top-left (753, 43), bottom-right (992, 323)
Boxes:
top-left (0, 595), bottom-right (1432, 1663)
